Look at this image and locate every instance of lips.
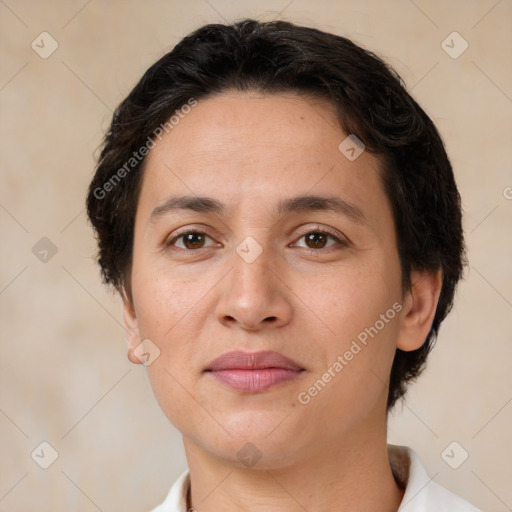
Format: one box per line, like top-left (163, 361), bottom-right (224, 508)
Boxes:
top-left (205, 350), bottom-right (304, 393)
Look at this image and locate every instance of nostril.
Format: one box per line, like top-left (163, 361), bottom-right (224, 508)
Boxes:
top-left (264, 316), bottom-right (277, 323)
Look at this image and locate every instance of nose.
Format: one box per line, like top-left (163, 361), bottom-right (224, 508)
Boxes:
top-left (215, 248), bottom-right (293, 331)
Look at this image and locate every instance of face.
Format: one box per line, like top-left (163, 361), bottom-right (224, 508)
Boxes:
top-left (125, 91), bottom-right (419, 468)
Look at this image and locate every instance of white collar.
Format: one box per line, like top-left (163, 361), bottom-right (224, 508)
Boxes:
top-left (150, 445), bottom-right (480, 512)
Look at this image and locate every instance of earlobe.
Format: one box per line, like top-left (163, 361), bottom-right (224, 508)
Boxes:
top-left (396, 270), bottom-right (442, 352)
top-left (122, 295), bottom-right (143, 365)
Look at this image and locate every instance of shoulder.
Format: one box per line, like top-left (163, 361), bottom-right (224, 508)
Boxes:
top-left (149, 469), bottom-right (190, 512)
top-left (389, 445), bottom-right (482, 512)
top-left (150, 448), bottom-right (482, 512)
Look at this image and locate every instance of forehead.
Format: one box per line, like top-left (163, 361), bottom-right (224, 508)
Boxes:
top-left (138, 91), bottom-right (386, 219)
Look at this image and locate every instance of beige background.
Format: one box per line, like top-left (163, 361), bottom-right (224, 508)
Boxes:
top-left (1, 0), bottom-right (511, 510)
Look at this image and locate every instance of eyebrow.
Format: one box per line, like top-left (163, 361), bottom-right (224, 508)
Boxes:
top-left (150, 194), bottom-right (366, 224)
top-left (277, 195), bottom-right (365, 223)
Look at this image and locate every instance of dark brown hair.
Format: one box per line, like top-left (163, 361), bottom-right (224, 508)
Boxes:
top-left (86, 19), bottom-right (465, 410)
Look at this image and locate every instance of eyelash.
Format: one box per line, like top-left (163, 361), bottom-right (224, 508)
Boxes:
top-left (166, 227), bottom-right (347, 251)
top-left (167, 229), bottom-right (219, 250)
top-left (291, 227), bottom-right (347, 250)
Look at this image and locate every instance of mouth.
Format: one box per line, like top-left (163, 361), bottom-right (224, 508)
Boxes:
top-left (204, 350), bottom-right (305, 393)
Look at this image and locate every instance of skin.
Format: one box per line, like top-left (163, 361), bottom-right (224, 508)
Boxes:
top-left (123, 91), bottom-right (442, 512)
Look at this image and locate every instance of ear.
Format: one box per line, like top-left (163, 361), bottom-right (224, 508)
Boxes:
top-left (396, 270), bottom-right (442, 351)
top-left (122, 295), bottom-right (143, 365)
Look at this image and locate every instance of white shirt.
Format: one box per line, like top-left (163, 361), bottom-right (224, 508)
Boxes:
top-left (151, 445), bottom-right (481, 512)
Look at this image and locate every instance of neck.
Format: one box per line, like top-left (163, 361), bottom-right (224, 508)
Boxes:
top-left (183, 426), bottom-right (403, 512)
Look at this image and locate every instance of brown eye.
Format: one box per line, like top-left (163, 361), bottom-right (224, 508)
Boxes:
top-left (305, 232), bottom-right (329, 249)
top-left (182, 232), bottom-right (205, 249)
top-left (294, 230), bottom-right (342, 250)
top-left (170, 231), bottom-right (216, 250)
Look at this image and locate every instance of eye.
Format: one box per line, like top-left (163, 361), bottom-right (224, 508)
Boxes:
top-left (294, 230), bottom-right (344, 250)
top-left (168, 231), bottom-right (217, 250)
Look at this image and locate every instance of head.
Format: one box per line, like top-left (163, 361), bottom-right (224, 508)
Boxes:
top-left (86, 19), bottom-right (464, 466)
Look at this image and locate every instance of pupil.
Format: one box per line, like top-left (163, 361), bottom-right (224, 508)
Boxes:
top-left (307, 233), bottom-right (327, 248)
top-left (185, 233), bottom-right (204, 249)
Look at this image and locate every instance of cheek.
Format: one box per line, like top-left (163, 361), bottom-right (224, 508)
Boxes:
top-left (300, 260), bottom-right (402, 397)
top-left (131, 273), bottom-right (211, 431)
top-left (303, 258), bottom-right (402, 339)
top-left (131, 258), bottom-right (206, 337)
top-left (130, 262), bottom-right (218, 371)
top-left (297, 314), bottom-right (400, 436)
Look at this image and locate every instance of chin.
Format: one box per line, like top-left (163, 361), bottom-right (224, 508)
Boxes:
top-left (197, 433), bottom-right (305, 471)
top-left (186, 408), bottom-right (307, 465)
